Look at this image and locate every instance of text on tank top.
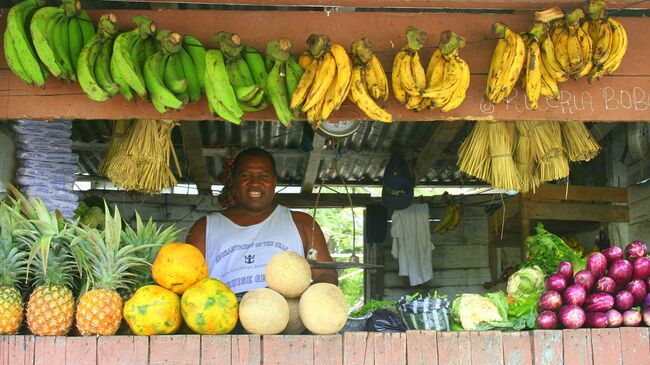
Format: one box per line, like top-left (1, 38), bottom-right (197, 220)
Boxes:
top-left (205, 205), bottom-right (305, 294)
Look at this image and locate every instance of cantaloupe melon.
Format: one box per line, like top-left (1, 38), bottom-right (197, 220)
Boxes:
top-left (299, 283), bottom-right (348, 335)
top-left (239, 288), bottom-right (289, 335)
top-left (281, 298), bottom-right (306, 335)
top-left (265, 251), bottom-right (311, 298)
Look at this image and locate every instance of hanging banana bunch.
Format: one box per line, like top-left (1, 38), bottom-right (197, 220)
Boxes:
top-left (392, 26), bottom-right (428, 111)
top-left (422, 31), bottom-right (471, 112)
top-left (536, 7), bottom-right (570, 88)
top-left (77, 13), bottom-right (119, 102)
top-left (485, 22), bottom-right (526, 104)
top-left (348, 38), bottom-right (392, 123)
top-left (4, 0), bottom-right (48, 87)
top-left (204, 34), bottom-right (243, 124)
top-left (433, 202), bottom-right (462, 234)
top-left (290, 34), bottom-right (352, 129)
top-left (521, 23), bottom-right (544, 109)
top-left (548, 9), bottom-right (592, 80)
top-left (30, 0), bottom-right (94, 83)
top-left (264, 39), bottom-right (303, 126)
top-left (110, 15), bottom-right (158, 102)
top-left (215, 32), bottom-right (268, 115)
top-left (582, 0), bottom-right (628, 82)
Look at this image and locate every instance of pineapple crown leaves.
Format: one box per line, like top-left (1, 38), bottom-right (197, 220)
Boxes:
top-left (0, 203), bottom-right (29, 287)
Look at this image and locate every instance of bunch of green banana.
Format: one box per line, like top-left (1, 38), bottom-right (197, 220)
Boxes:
top-left (290, 34), bottom-right (352, 129)
top-left (421, 31), bottom-right (471, 112)
top-left (485, 22), bottom-right (526, 104)
top-left (433, 203), bottom-right (461, 234)
top-left (205, 36), bottom-right (243, 124)
top-left (582, 0), bottom-right (628, 82)
top-left (348, 38), bottom-right (392, 123)
top-left (77, 14), bottom-right (119, 102)
top-left (110, 15), bottom-right (158, 101)
top-left (30, 0), bottom-right (94, 82)
top-left (142, 31), bottom-right (188, 113)
top-left (263, 39), bottom-right (302, 126)
top-left (4, 0), bottom-right (48, 87)
top-left (549, 8), bottom-right (593, 79)
top-left (391, 26), bottom-right (428, 111)
top-left (216, 32), bottom-right (268, 113)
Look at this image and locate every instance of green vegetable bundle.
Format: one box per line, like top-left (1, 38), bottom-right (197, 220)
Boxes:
top-left (521, 223), bottom-right (586, 276)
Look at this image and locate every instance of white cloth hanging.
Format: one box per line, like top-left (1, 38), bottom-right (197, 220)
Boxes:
top-left (390, 203), bottom-right (434, 286)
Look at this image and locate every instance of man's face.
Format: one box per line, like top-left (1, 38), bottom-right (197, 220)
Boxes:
top-left (233, 155), bottom-right (276, 213)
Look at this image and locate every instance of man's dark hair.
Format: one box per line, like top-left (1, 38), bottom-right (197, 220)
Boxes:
top-left (232, 147), bottom-right (277, 176)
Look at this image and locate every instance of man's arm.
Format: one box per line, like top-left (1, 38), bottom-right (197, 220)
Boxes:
top-left (291, 211), bottom-right (339, 286)
top-left (186, 217), bottom-right (207, 256)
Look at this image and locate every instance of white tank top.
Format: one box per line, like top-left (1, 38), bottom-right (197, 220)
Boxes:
top-left (205, 205), bottom-right (305, 294)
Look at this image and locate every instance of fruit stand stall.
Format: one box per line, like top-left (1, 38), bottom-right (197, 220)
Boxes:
top-left (2, 0), bottom-right (650, 364)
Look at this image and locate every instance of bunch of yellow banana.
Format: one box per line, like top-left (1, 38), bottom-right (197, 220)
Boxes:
top-left (76, 14), bottom-right (119, 102)
top-left (549, 8), bottom-right (593, 79)
top-left (391, 26), bottom-right (428, 111)
top-left (290, 34), bottom-right (352, 129)
top-left (110, 15), bottom-right (160, 102)
top-left (433, 203), bottom-right (462, 234)
top-left (264, 39), bottom-right (304, 126)
top-left (537, 8), bottom-right (570, 87)
top-left (422, 31), bottom-right (471, 112)
top-left (521, 23), bottom-right (557, 109)
top-left (485, 22), bottom-right (526, 104)
top-left (29, 0), bottom-right (94, 83)
top-left (4, 0), bottom-right (48, 87)
top-left (582, 0), bottom-right (627, 82)
top-left (214, 32), bottom-right (268, 115)
top-left (347, 38), bottom-right (392, 123)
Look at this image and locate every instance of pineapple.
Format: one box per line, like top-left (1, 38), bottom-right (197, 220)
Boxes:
top-left (0, 203), bottom-right (28, 334)
top-left (74, 204), bottom-right (150, 335)
top-left (8, 188), bottom-right (78, 336)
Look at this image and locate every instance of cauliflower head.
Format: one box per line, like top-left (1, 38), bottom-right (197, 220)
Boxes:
top-left (506, 266), bottom-right (545, 297)
top-left (451, 294), bottom-right (503, 330)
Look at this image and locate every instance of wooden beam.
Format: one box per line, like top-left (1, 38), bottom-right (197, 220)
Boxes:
top-left (414, 121), bottom-right (465, 181)
top-left (2, 11), bottom-right (650, 122)
top-left (180, 121), bottom-right (212, 194)
top-left (522, 200), bottom-right (629, 222)
top-left (523, 184), bottom-right (628, 203)
top-left (301, 134), bottom-right (326, 193)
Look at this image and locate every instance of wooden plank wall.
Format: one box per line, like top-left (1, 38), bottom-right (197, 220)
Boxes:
top-left (1, 329), bottom-right (648, 365)
top-left (627, 183), bottom-right (650, 245)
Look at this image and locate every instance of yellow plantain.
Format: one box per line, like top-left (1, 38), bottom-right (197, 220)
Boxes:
top-left (411, 52), bottom-right (426, 90)
top-left (426, 48), bottom-right (445, 89)
top-left (566, 28), bottom-right (583, 75)
top-left (399, 50), bottom-right (421, 97)
top-left (298, 51), bottom-right (313, 70)
top-left (301, 52), bottom-right (336, 111)
top-left (290, 58), bottom-right (319, 109)
top-left (362, 62), bottom-right (381, 100)
top-left (575, 25), bottom-right (593, 78)
top-left (583, 19), bottom-right (611, 66)
top-left (349, 67), bottom-right (393, 123)
top-left (391, 50), bottom-right (408, 104)
top-left (329, 44), bottom-right (352, 109)
top-left (589, 18), bottom-right (627, 81)
top-left (539, 59), bottom-right (560, 100)
top-left (440, 56), bottom-right (470, 112)
top-left (523, 41), bottom-right (542, 109)
top-left (319, 68), bottom-right (339, 120)
top-left (540, 35), bottom-right (569, 82)
top-left (493, 28), bottom-right (525, 104)
top-left (369, 55), bottom-right (389, 101)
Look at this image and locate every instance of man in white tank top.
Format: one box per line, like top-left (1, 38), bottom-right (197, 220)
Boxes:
top-left (186, 147), bottom-right (338, 295)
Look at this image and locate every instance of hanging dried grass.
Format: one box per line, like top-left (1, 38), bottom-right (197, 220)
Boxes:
top-left (488, 121), bottom-right (521, 191)
top-left (561, 122), bottom-right (600, 162)
top-left (458, 121), bottom-right (491, 182)
top-left (529, 121), bottom-right (563, 162)
top-left (98, 120), bottom-right (131, 177)
top-left (539, 152), bottom-right (570, 182)
top-left (514, 121), bottom-right (540, 193)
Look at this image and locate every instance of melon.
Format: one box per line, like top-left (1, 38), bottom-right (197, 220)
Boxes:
top-left (181, 278), bottom-right (238, 334)
top-left (282, 298), bottom-right (306, 335)
top-left (152, 242), bottom-right (208, 295)
top-left (265, 251), bottom-right (311, 298)
top-left (239, 288), bottom-right (289, 335)
top-left (299, 283), bottom-right (348, 334)
top-left (123, 285), bottom-right (182, 336)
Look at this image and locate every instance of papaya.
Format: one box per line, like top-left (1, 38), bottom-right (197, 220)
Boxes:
top-left (181, 278), bottom-right (239, 334)
top-left (123, 285), bottom-right (182, 336)
top-left (152, 242), bottom-right (208, 295)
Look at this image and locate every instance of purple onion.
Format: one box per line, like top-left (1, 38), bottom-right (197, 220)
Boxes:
top-left (557, 261), bottom-right (574, 281)
top-left (643, 293), bottom-right (650, 309)
top-left (615, 290), bottom-right (634, 312)
top-left (563, 285), bottom-right (587, 307)
top-left (584, 293), bottom-right (615, 312)
top-left (633, 257), bottom-right (650, 280)
top-left (605, 309), bottom-right (623, 327)
top-left (646, 277), bottom-right (650, 292)
top-left (627, 279), bottom-right (648, 305)
top-left (625, 241), bottom-right (648, 261)
top-left (585, 312), bottom-right (609, 328)
top-left (609, 260), bottom-right (633, 285)
top-left (546, 274), bottom-right (567, 293)
top-left (643, 308), bottom-right (650, 326)
top-left (587, 252), bottom-right (608, 278)
top-left (595, 276), bottom-right (616, 294)
top-left (536, 311), bottom-right (558, 329)
top-left (574, 270), bottom-right (595, 292)
top-left (559, 305), bottom-right (586, 329)
top-left (602, 246), bottom-right (625, 264)
top-left (622, 309), bottom-right (642, 326)
top-left (539, 290), bottom-right (563, 311)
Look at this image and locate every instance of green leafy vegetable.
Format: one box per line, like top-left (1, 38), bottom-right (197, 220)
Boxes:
top-left (521, 223), bottom-right (586, 276)
top-left (349, 300), bottom-right (397, 318)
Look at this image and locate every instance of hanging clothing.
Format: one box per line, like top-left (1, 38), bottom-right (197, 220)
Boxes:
top-left (390, 203), bottom-right (434, 286)
top-left (364, 204), bottom-right (389, 245)
top-left (205, 205), bottom-right (305, 294)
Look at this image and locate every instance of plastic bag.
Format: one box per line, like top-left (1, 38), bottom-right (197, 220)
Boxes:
top-left (365, 309), bottom-right (407, 333)
top-left (397, 295), bottom-right (451, 331)
top-left (17, 151), bottom-right (78, 164)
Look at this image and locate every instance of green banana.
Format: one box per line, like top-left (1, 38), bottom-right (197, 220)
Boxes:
top-left (30, 6), bottom-right (64, 79)
top-left (183, 35), bottom-right (206, 89)
top-left (77, 35), bottom-right (110, 101)
top-left (52, 14), bottom-right (75, 80)
top-left (112, 31), bottom-right (147, 98)
top-left (77, 10), bottom-right (95, 45)
top-left (178, 48), bottom-right (201, 102)
top-left (205, 49), bottom-right (243, 124)
top-left (266, 62), bottom-right (294, 126)
top-left (110, 55), bottom-right (135, 102)
top-left (242, 46), bottom-right (268, 87)
top-left (234, 84), bottom-right (260, 103)
top-left (236, 57), bottom-right (255, 85)
top-left (163, 54), bottom-right (188, 94)
top-left (94, 37), bottom-right (119, 95)
top-left (67, 16), bottom-right (83, 70)
top-left (130, 37), bottom-right (146, 83)
top-left (284, 58), bottom-right (300, 104)
top-left (4, 28), bottom-right (32, 84)
top-left (144, 38), bottom-right (158, 59)
top-left (143, 52), bottom-right (184, 112)
top-left (225, 60), bottom-right (249, 88)
top-left (6, 0), bottom-right (47, 87)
